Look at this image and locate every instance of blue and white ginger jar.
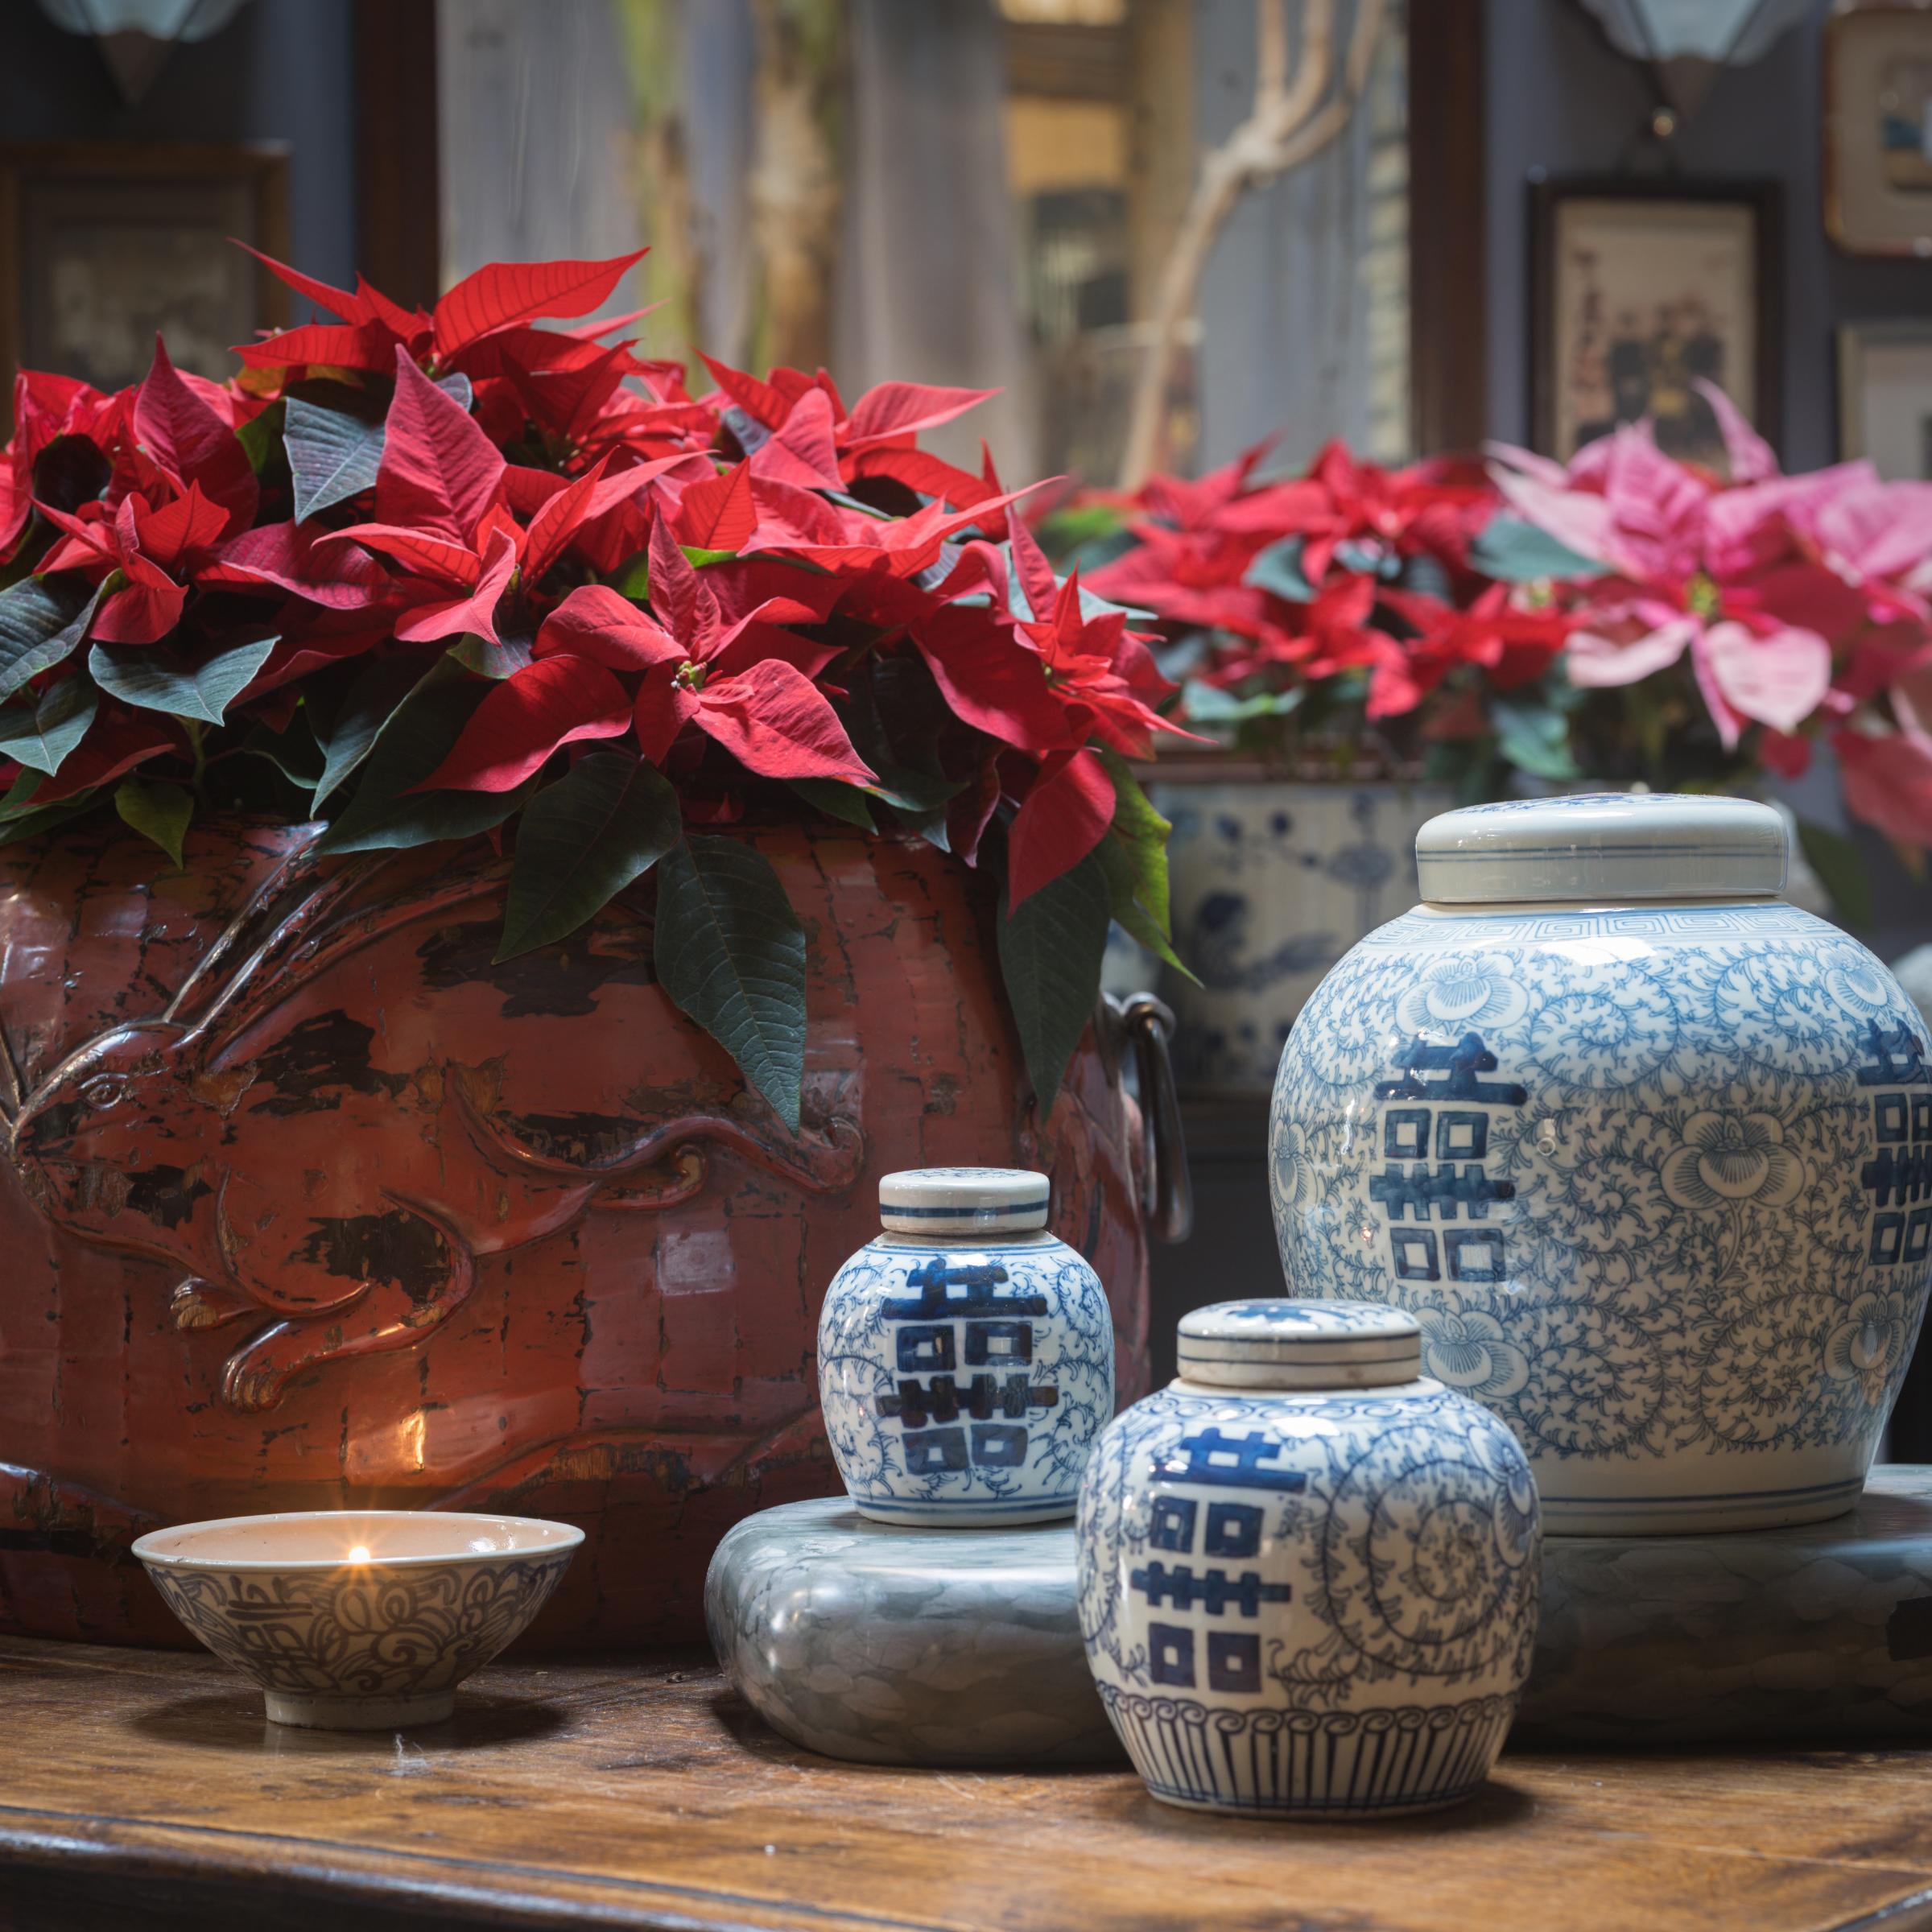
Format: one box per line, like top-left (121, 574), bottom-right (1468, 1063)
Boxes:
top-left (1077, 1298), bottom-right (1539, 1817)
top-left (817, 1167), bottom-right (1114, 1525)
top-left (1270, 793), bottom-right (1932, 1535)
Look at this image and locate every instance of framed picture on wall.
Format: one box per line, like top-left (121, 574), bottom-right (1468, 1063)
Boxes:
top-left (1825, 1), bottom-right (1932, 256)
top-left (1839, 320), bottom-right (1932, 477)
top-left (1529, 177), bottom-right (1781, 474)
top-left (0, 142), bottom-right (289, 407)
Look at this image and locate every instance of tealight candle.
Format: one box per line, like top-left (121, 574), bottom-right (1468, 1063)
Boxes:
top-left (133, 1510), bottom-right (583, 1728)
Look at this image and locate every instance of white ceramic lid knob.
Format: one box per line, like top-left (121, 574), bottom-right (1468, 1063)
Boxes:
top-left (877, 1166), bottom-right (1051, 1236)
top-left (1176, 1299), bottom-right (1422, 1389)
top-left (1414, 792), bottom-right (1787, 905)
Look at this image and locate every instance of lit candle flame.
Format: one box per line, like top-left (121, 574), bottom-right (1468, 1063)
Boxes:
top-left (347, 1544), bottom-right (371, 1563)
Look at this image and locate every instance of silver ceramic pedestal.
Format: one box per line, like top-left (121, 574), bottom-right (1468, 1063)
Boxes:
top-left (1518, 1464), bottom-right (1932, 1744)
top-left (704, 1496), bottom-right (1122, 1766)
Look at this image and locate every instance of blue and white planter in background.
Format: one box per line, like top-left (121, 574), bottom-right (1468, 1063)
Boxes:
top-left (1126, 779), bottom-right (1454, 1091)
top-left (818, 1168), bottom-right (1114, 1525)
top-left (1270, 793), bottom-right (1932, 1536)
top-left (1077, 1298), bottom-right (1539, 1818)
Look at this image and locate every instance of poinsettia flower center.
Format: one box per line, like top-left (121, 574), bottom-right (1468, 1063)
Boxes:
top-left (674, 660), bottom-right (708, 692)
top-left (1685, 572), bottom-right (1723, 620)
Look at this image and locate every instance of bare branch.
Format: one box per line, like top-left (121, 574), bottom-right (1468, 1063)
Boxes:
top-left (1118, 0), bottom-right (1387, 489)
top-left (1343, 0), bottom-right (1387, 95)
top-left (1255, 0), bottom-right (1289, 110)
top-left (1254, 0), bottom-right (1334, 149)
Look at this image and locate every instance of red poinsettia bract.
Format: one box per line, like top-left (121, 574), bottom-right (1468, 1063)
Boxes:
top-left (0, 244), bottom-right (1195, 1118)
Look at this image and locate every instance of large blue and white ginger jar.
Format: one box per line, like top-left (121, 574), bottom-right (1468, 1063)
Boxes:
top-left (1077, 1298), bottom-right (1539, 1817)
top-left (1270, 793), bottom-right (1932, 1535)
top-left (817, 1168), bottom-right (1114, 1525)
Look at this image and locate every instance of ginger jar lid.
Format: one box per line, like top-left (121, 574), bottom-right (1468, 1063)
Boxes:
top-left (1177, 1299), bottom-right (1421, 1390)
top-left (1414, 792), bottom-right (1786, 905)
top-left (878, 1167), bottom-right (1050, 1236)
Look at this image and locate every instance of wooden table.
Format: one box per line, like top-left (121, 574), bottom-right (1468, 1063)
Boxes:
top-left (5, 1635), bottom-right (1932, 1932)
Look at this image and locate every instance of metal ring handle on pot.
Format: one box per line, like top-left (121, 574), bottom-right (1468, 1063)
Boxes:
top-left (1108, 992), bottom-right (1192, 1245)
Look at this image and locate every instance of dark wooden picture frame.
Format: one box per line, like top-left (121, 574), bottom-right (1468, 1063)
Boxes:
top-left (1529, 175), bottom-right (1782, 469)
top-left (0, 141), bottom-right (289, 408)
top-left (1839, 318), bottom-right (1932, 475)
top-left (1408, 0), bottom-right (1487, 456)
top-left (1824, 0), bottom-right (1932, 258)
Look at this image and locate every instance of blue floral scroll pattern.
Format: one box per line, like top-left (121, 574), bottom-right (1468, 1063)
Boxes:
top-left (818, 1238), bottom-right (1114, 1513)
top-left (1269, 902), bottom-right (1932, 1464)
top-left (1077, 1381), bottom-right (1538, 1810)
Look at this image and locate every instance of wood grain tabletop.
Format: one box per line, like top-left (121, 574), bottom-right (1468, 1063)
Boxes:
top-left (4, 1633), bottom-right (1932, 1932)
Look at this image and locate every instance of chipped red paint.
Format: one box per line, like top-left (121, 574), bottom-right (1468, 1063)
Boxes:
top-left (0, 818), bottom-right (1150, 1647)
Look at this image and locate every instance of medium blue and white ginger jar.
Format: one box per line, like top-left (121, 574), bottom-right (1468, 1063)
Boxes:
top-left (1077, 1298), bottom-right (1539, 1817)
top-left (817, 1167), bottom-right (1114, 1525)
top-left (1270, 792), bottom-right (1932, 1535)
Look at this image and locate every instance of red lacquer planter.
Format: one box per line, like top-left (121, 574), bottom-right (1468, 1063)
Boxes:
top-left (0, 818), bottom-right (1152, 1647)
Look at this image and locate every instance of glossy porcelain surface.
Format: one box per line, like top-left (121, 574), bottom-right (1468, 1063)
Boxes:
top-left (818, 1169), bottom-right (1115, 1525)
top-left (1151, 782), bottom-right (1452, 1091)
top-left (1270, 795), bottom-right (1932, 1534)
top-left (132, 1509), bottom-right (580, 1728)
top-left (1077, 1299), bottom-right (1540, 1817)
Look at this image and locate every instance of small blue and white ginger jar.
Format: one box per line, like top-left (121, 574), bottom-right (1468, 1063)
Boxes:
top-left (1077, 1298), bottom-right (1539, 1818)
top-left (817, 1168), bottom-right (1114, 1525)
top-left (1270, 793), bottom-right (1932, 1536)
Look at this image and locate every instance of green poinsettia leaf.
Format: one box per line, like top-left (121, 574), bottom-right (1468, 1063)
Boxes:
top-left (0, 575), bottom-right (101, 706)
top-left (235, 398), bottom-right (287, 482)
top-left (996, 844), bottom-right (1112, 1115)
top-left (0, 675), bottom-right (96, 776)
top-left (1097, 747), bottom-right (1173, 938)
top-left (1469, 514), bottom-right (1607, 584)
top-left (841, 663), bottom-right (964, 812)
top-left (0, 794), bottom-right (100, 846)
top-left (605, 548), bottom-right (651, 601)
top-left (788, 778), bottom-right (877, 832)
top-left (312, 653), bottom-right (429, 808)
top-left (1492, 695), bottom-right (1580, 782)
top-left (1181, 678), bottom-right (1301, 726)
top-left (653, 834), bottom-right (807, 1128)
top-left (316, 661), bottom-right (523, 854)
top-left (496, 749), bottom-right (682, 961)
top-left (242, 711), bottom-right (324, 790)
top-left (89, 634), bottom-right (278, 726)
top-left (1243, 535), bottom-right (1317, 602)
top-left (448, 628), bottom-right (535, 679)
top-left (114, 776), bottom-right (192, 868)
top-left (284, 373), bottom-right (473, 524)
top-left (1095, 832), bottom-right (1194, 982)
top-left (1798, 819), bottom-right (1873, 930)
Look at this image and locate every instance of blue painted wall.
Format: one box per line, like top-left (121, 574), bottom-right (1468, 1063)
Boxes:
top-left (1483, 0), bottom-right (1932, 469)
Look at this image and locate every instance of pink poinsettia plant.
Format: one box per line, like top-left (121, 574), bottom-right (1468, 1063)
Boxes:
top-left (0, 246), bottom-right (1193, 1122)
top-left (1063, 387), bottom-right (1932, 914)
top-left (1489, 383), bottom-right (1932, 882)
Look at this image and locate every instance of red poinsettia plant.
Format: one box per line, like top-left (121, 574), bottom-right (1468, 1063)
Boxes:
top-left (1066, 401), bottom-right (1932, 915)
top-left (1067, 438), bottom-right (1573, 777)
top-left (0, 247), bottom-right (1192, 1121)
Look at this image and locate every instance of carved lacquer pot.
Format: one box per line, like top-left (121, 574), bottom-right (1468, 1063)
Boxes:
top-left (1269, 794), bottom-right (1932, 1535)
top-left (0, 817), bottom-right (1152, 1647)
top-left (818, 1167), bottom-right (1115, 1524)
top-left (1076, 1299), bottom-right (1539, 1818)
